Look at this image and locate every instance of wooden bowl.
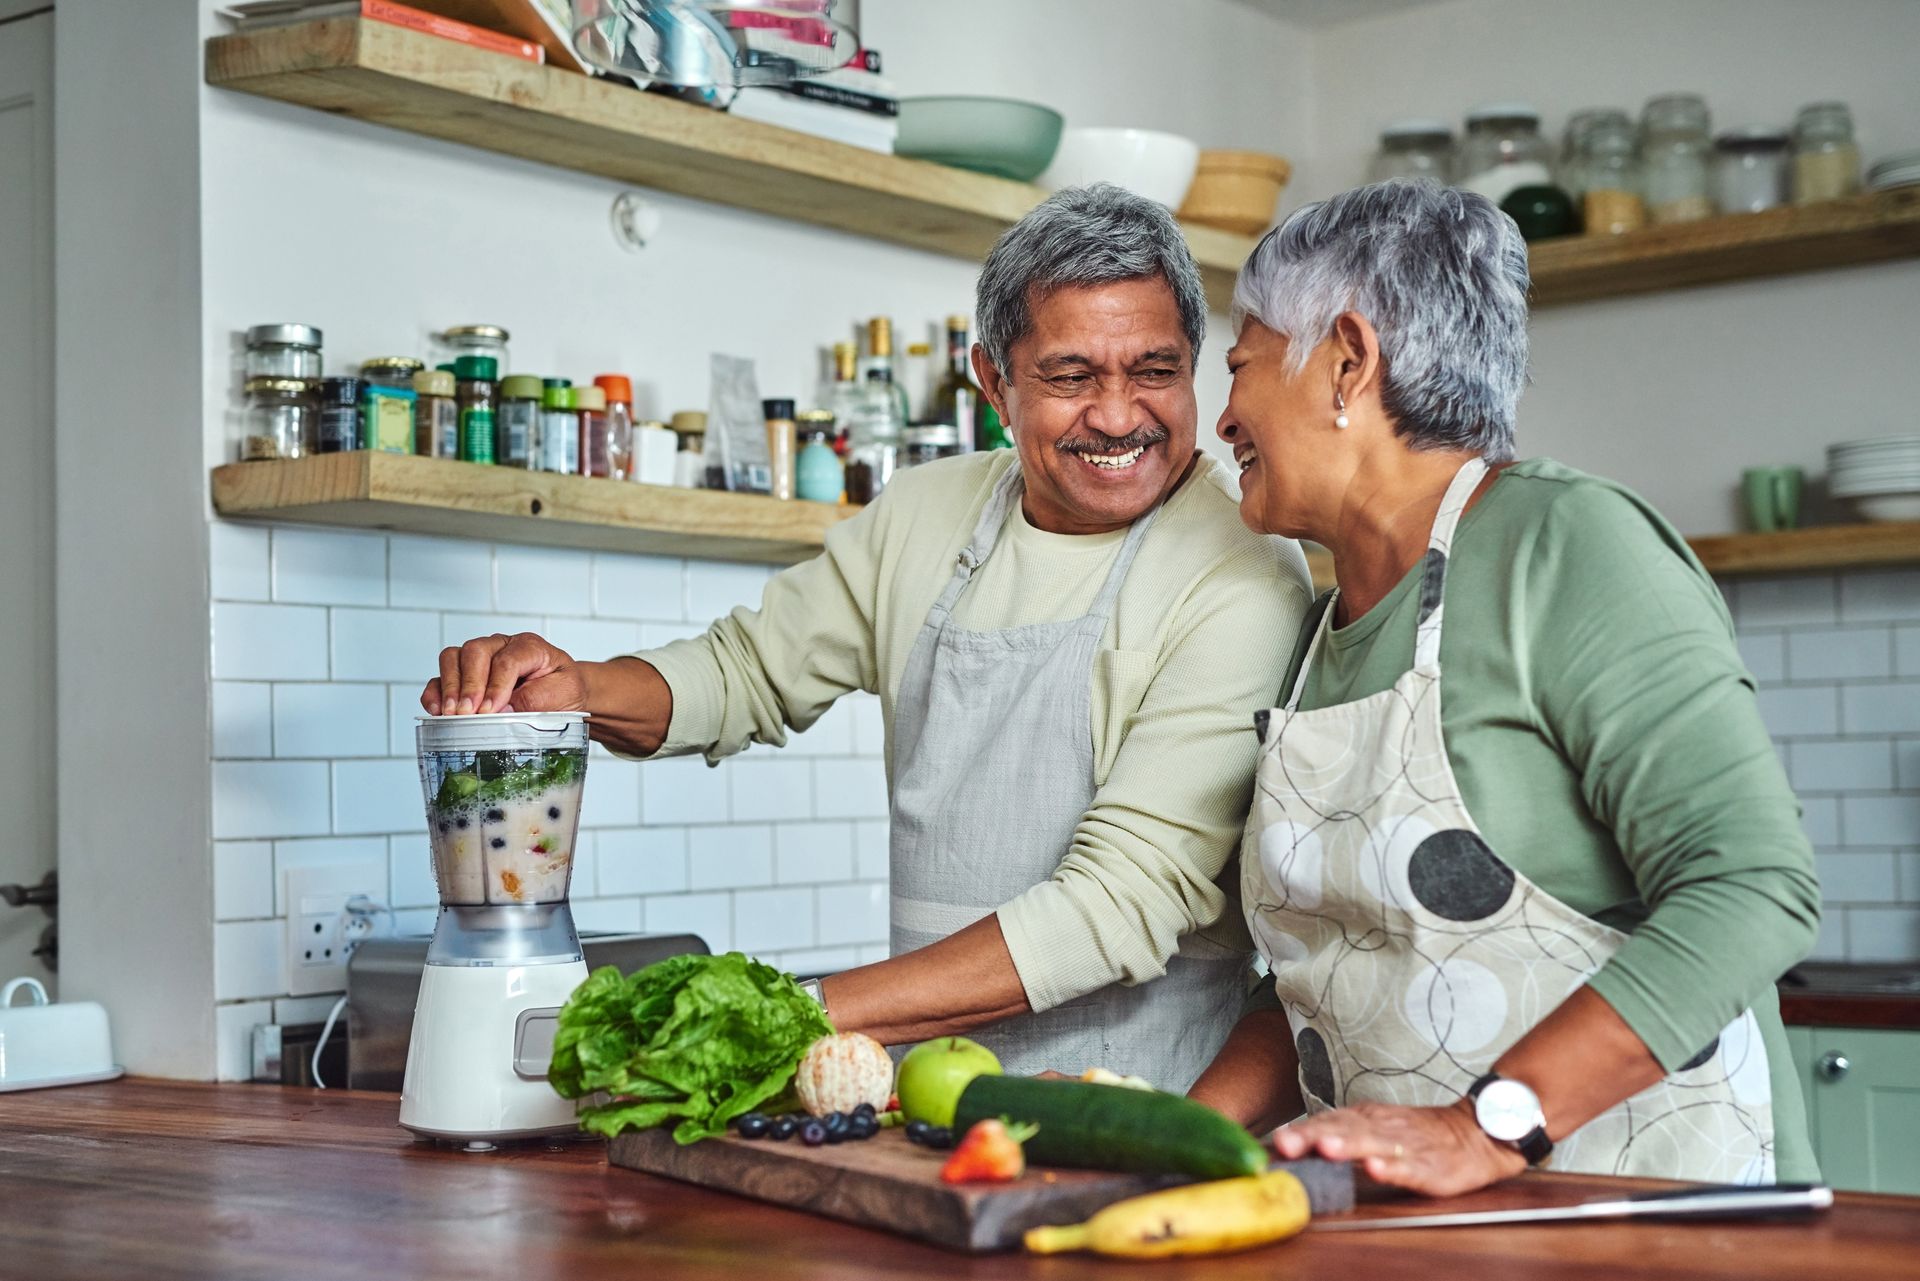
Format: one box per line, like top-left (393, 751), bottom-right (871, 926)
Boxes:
top-left (1178, 149), bottom-right (1293, 236)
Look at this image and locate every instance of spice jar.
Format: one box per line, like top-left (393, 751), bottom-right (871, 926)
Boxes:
top-left (1792, 102), bottom-right (1861, 204)
top-left (1714, 127), bottom-right (1791, 214)
top-left (575, 385), bottom-right (610, 478)
top-left (1639, 94), bottom-right (1714, 224)
top-left (762, 398), bottom-right (797, 501)
top-left (903, 424), bottom-right (961, 468)
top-left (240, 377), bottom-right (311, 461)
top-left (670, 410), bottom-right (707, 488)
top-left (595, 375), bottom-right (636, 481)
top-left (1367, 120), bottom-right (1457, 184)
top-left (453, 355), bottom-right (498, 465)
top-left (245, 324), bottom-right (323, 380)
top-left (795, 411), bottom-right (842, 504)
top-left (413, 369), bottom-right (459, 459)
top-left (497, 375), bottom-right (543, 469)
top-left (1457, 104), bottom-right (1553, 206)
top-left (360, 358), bottom-right (422, 455)
top-left (537, 382), bottom-right (578, 474)
top-left (313, 376), bottom-right (363, 454)
top-left (1581, 114), bottom-right (1647, 235)
top-left (436, 324), bottom-right (510, 373)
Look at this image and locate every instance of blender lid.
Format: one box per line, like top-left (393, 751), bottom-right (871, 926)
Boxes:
top-left (417, 712), bottom-right (589, 728)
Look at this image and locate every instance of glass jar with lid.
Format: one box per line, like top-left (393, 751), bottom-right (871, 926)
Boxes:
top-left (902, 424), bottom-right (961, 468)
top-left (1581, 114), bottom-right (1647, 235)
top-left (1367, 120), bottom-right (1457, 185)
top-left (1558, 108), bottom-right (1629, 201)
top-left (1714, 127), bottom-right (1791, 213)
top-left (240, 377), bottom-right (312, 461)
top-left (434, 324), bottom-right (510, 374)
top-left (361, 357), bottom-right (422, 455)
top-left (1457, 104), bottom-right (1553, 206)
top-left (312, 376), bottom-right (363, 454)
top-left (1792, 102), bottom-right (1861, 204)
top-left (1639, 94), bottom-right (1714, 224)
top-left (245, 324), bottom-right (323, 380)
top-left (413, 368), bottom-right (460, 459)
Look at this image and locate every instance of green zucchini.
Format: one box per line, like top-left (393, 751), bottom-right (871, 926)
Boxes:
top-left (951, 1076), bottom-right (1266, 1180)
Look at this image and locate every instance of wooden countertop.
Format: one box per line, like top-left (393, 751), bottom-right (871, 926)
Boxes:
top-left (1779, 965), bottom-right (1920, 1031)
top-left (6, 1079), bottom-right (1918, 1280)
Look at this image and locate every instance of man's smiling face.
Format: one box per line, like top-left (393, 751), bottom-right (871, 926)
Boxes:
top-left (977, 276), bottom-right (1198, 535)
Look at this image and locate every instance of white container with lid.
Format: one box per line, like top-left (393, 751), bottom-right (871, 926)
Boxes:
top-left (0, 977), bottom-right (122, 1092)
top-left (1458, 103), bottom-right (1552, 206)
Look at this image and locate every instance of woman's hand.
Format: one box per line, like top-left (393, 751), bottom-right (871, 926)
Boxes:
top-left (422, 632), bottom-right (585, 716)
top-left (1272, 1101), bottom-right (1526, 1198)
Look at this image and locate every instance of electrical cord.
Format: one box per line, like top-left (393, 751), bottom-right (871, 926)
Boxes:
top-left (311, 994), bottom-right (349, 1090)
top-left (311, 895), bottom-right (396, 1089)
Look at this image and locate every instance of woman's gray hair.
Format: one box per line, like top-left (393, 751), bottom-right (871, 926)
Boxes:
top-left (1231, 179), bottom-right (1530, 461)
top-left (976, 183), bottom-right (1207, 376)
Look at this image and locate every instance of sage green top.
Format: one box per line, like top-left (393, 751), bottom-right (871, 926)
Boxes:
top-left (1282, 458), bottom-right (1820, 1180)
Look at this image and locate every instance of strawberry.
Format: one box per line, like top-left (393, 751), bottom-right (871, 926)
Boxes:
top-left (939, 1118), bottom-right (1039, 1184)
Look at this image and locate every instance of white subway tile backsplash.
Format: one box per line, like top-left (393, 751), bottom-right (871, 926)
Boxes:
top-left (1737, 575), bottom-right (1836, 628)
top-left (1840, 569), bottom-right (1920, 623)
top-left (215, 841), bottom-right (274, 921)
top-left (779, 947), bottom-right (862, 976)
top-left (1901, 852), bottom-right (1920, 901)
top-left (394, 907), bottom-right (437, 936)
top-left (689, 824), bottom-right (774, 890)
top-left (496, 546), bottom-right (592, 616)
top-left (775, 822), bottom-right (855, 885)
top-left (814, 758), bottom-right (889, 819)
top-left (1786, 627), bottom-right (1893, 682)
top-left (641, 621), bottom-right (708, 648)
top-left (729, 757), bottom-right (814, 823)
top-left (686, 562), bottom-right (771, 623)
top-left (273, 683), bottom-right (388, 758)
top-left (215, 1000), bottom-right (273, 1082)
top-left (1807, 912), bottom-right (1847, 963)
top-left (1800, 797), bottom-right (1841, 848)
top-left (388, 833), bottom-right (439, 909)
top-left (1814, 851), bottom-right (1899, 904)
top-left (1846, 907), bottom-right (1920, 963)
top-left (1898, 628), bottom-right (1920, 678)
top-left (542, 616), bottom-right (641, 663)
top-left (210, 523), bottom-right (271, 602)
top-left (1734, 632), bottom-right (1786, 684)
top-left (389, 685), bottom-right (423, 755)
top-left (1841, 681), bottom-right (1920, 735)
top-left (596, 827), bottom-right (689, 897)
top-left (816, 883), bottom-right (888, 947)
top-left (579, 758), bottom-right (642, 829)
top-left (272, 529), bottom-right (387, 606)
top-left (389, 536), bottom-right (493, 611)
top-left (735, 888), bottom-right (817, 954)
top-left (1789, 739), bottom-right (1895, 793)
top-left (331, 608), bottom-right (442, 682)
top-left (272, 837), bottom-right (389, 914)
top-left (644, 892), bottom-right (732, 951)
top-left (1841, 795), bottom-right (1920, 848)
top-left (213, 603), bottom-right (329, 681)
top-left (1899, 740), bottom-right (1920, 792)
top-left (213, 681), bottom-right (273, 758)
top-left (848, 696), bottom-right (887, 756)
top-left (640, 755), bottom-right (730, 826)
top-left (854, 820), bottom-right (890, 881)
top-left (1755, 685), bottom-right (1840, 739)
top-left (593, 554), bottom-right (686, 621)
top-left (332, 758), bottom-right (423, 835)
top-left (573, 897), bottom-right (644, 934)
top-left (856, 944), bottom-right (891, 966)
top-left (214, 761), bottom-right (331, 839)
top-left (787, 700), bottom-right (856, 756)
top-left (441, 612), bottom-right (541, 646)
top-left (215, 919), bottom-right (285, 1000)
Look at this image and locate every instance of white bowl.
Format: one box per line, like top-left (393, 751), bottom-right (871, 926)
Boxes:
top-left (1848, 493), bottom-right (1920, 522)
top-left (1039, 127), bottom-right (1201, 208)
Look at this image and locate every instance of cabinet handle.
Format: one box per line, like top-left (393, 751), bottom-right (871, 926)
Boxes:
top-left (1816, 1051), bottom-right (1850, 1081)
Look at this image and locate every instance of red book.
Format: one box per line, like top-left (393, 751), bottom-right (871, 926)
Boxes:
top-left (361, 0), bottom-right (544, 62)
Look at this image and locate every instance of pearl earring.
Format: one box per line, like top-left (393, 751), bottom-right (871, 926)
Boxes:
top-left (1334, 390), bottom-right (1349, 430)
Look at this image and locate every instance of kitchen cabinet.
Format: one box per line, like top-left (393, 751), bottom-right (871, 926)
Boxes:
top-left (1787, 1023), bottom-right (1920, 1194)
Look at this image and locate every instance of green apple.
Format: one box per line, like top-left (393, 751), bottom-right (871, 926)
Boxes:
top-left (895, 1037), bottom-right (1002, 1127)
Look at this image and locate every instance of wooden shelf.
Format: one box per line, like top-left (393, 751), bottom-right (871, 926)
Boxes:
top-left (211, 453), bottom-right (856, 564)
top-left (203, 18), bottom-right (1258, 311)
top-left (1529, 188), bottom-right (1920, 306)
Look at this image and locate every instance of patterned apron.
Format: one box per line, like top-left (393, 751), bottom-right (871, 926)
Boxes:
top-left (1241, 457), bottom-right (1775, 1182)
top-left (889, 459), bottom-right (1247, 1090)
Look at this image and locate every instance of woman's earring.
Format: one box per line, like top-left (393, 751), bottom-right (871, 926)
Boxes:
top-left (1334, 390), bottom-right (1349, 430)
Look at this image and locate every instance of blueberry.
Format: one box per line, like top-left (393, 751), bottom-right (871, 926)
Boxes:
top-left (486, 808), bottom-right (505, 822)
top-left (800, 1121), bottom-right (827, 1147)
top-left (849, 1115), bottom-right (879, 1140)
top-left (769, 1117), bottom-right (797, 1141)
top-left (927, 1126), bottom-right (952, 1149)
top-left (822, 1111), bottom-right (847, 1134)
top-left (548, 805), bottom-right (562, 820)
top-left (824, 1126), bottom-right (846, 1145)
top-left (905, 1120), bottom-right (930, 1145)
top-left (736, 1114), bottom-right (769, 1140)
top-left (455, 816), bottom-right (469, 829)
top-left (852, 1102), bottom-right (877, 1121)
top-left (490, 837), bottom-right (506, 849)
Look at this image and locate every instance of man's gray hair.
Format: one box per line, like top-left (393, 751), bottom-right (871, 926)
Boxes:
top-left (1231, 179), bottom-right (1530, 461)
top-left (976, 183), bottom-right (1207, 377)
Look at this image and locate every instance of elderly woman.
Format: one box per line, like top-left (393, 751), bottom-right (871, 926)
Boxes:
top-left (1186, 180), bottom-right (1820, 1196)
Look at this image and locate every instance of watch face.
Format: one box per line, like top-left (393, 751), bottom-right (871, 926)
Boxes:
top-left (1474, 1078), bottom-right (1544, 1142)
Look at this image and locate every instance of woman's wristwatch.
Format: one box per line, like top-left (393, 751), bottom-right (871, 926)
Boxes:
top-left (1466, 1073), bottom-right (1554, 1165)
top-left (799, 977), bottom-right (830, 1017)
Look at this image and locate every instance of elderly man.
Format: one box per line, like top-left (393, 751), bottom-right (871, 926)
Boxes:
top-left (423, 184), bottom-right (1313, 1089)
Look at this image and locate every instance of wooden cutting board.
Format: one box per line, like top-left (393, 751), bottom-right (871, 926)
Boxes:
top-left (608, 1127), bottom-right (1353, 1253)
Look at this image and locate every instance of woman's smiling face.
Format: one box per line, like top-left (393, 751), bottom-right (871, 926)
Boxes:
top-left (1216, 317), bottom-right (1330, 538)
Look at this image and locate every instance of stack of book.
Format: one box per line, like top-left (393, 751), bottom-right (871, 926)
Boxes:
top-left (217, 0), bottom-right (547, 63)
top-left (727, 53), bottom-right (898, 154)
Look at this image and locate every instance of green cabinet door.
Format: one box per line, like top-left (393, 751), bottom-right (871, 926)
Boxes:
top-left (1801, 1027), bottom-right (1920, 1195)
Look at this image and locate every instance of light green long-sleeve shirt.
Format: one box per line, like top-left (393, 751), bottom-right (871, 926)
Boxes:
top-left (639, 449), bottom-right (1314, 1012)
top-left (1282, 458), bottom-right (1821, 1179)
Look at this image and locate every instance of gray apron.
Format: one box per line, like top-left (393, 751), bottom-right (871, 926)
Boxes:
top-left (888, 459), bottom-right (1246, 1090)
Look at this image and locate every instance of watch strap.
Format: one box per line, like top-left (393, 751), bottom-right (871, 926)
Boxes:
top-left (1467, 1072), bottom-right (1554, 1166)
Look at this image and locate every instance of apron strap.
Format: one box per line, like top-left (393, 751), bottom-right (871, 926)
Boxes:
top-left (1085, 495), bottom-right (1162, 623)
top-left (1411, 456), bottom-right (1489, 670)
top-left (1283, 589), bottom-right (1337, 711)
top-left (929, 458), bottom-right (1028, 618)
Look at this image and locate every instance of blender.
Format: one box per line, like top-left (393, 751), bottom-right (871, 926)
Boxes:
top-left (400, 712), bottom-right (591, 1149)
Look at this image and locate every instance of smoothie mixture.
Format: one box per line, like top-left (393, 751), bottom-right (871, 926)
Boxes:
top-left (422, 748), bottom-right (584, 905)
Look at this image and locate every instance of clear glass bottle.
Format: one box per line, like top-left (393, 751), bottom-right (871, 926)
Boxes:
top-left (1714, 127), bottom-right (1791, 213)
top-left (823, 340), bottom-right (866, 438)
top-left (239, 377), bottom-right (312, 461)
top-left (1792, 102), bottom-right (1861, 204)
top-left (845, 368), bottom-right (904, 505)
top-left (496, 375), bottom-right (543, 469)
top-left (536, 382), bottom-right (578, 474)
top-left (575, 385), bottom-right (611, 478)
top-left (413, 369), bottom-right (459, 459)
top-left (594, 375), bottom-right (636, 481)
top-left (452, 355), bottom-right (498, 465)
top-left (1639, 93), bottom-right (1714, 224)
top-left (859, 317), bottom-right (912, 426)
top-left (435, 324), bottom-right (510, 374)
top-left (1581, 114), bottom-right (1647, 235)
top-left (1457, 104), bottom-right (1553, 206)
top-left (1558, 108), bottom-right (1629, 202)
top-left (1367, 119), bottom-right (1457, 185)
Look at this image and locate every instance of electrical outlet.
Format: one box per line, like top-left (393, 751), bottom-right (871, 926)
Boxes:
top-left (284, 860), bottom-right (388, 997)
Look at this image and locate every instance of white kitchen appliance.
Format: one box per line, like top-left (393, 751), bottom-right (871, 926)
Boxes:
top-left (400, 712), bottom-right (592, 1149)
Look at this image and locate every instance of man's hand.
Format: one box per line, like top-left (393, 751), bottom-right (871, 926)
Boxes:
top-left (1271, 1100), bottom-right (1527, 1197)
top-left (423, 632), bottom-right (586, 717)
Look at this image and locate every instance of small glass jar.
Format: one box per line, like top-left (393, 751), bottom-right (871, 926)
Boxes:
top-left (496, 375), bottom-right (543, 469)
top-left (240, 377), bottom-right (311, 461)
top-left (245, 324), bottom-right (323, 380)
top-left (360, 357), bottom-right (422, 454)
top-left (1639, 94), bottom-right (1714, 224)
top-left (413, 369), bottom-right (460, 459)
top-left (1457, 104), bottom-right (1553, 206)
top-left (435, 324), bottom-right (510, 374)
top-left (902, 424), bottom-right (961, 468)
top-left (595, 375), bottom-right (636, 481)
top-left (312, 376), bottom-right (363, 454)
top-left (1792, 101), bottom-right (1861, 204)
top-left (1368, 119), bottom-right (1457, 185)
top-left (1558, 108), bottom-right (1629, 201)
top-left (536, 381), bottom-right (578, 474)
top-left (453, 355), bottom-right (498, 465)
top-left (795, 412), bottom-right (842, 503)
top-left (1714, 127), bottom-right (1791, 214)
top-left (1581, 115), bottom-right (1647, 235)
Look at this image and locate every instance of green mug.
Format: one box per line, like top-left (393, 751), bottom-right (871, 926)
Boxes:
top-left (1742, 466), bottom-right (1804, 532)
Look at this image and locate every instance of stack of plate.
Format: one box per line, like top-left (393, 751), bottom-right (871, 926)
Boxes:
top-left (1868, 152), bottom-right (1920, 192)
top-left (1829, 435), bottom-right (1920, 521)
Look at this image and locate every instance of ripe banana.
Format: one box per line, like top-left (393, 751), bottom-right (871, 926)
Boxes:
top-left (1024, 1170), bottom-right (1311, 1259)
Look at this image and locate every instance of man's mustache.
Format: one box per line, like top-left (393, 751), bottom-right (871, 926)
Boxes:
top-left (1054, 425), bottom-right (1170, 455)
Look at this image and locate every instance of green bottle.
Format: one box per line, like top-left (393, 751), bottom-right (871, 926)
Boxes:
top-left (453, 355), bottom-right (498, 465)
top-left (976, 398), bottom-right (1013, 451)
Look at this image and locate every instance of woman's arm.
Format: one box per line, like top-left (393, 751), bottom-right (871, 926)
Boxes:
top-left (1186, 1008), bottom-right (1305, 1135)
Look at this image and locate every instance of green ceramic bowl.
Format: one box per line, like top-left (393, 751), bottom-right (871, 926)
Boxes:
top-left (895, 96), bottom-right (1064, 182)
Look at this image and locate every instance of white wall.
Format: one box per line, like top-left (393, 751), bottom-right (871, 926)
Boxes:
top-left (1305, 0), bottom-right (1920, 534)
